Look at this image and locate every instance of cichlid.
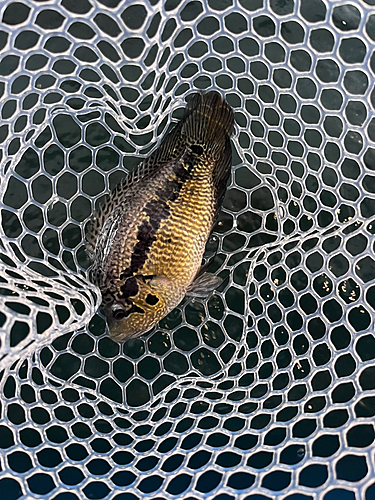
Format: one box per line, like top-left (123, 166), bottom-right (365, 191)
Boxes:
top-left (86, 91), bottom-right (234, 341)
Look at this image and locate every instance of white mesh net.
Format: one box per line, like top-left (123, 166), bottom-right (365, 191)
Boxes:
top-left (0, 0), bottom-right (375, 498)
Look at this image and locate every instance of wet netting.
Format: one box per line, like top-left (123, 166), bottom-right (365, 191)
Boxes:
top-left (0, 0), bottom-right (374, 499)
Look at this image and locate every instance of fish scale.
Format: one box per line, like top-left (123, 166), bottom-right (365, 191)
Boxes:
top-left (87, 91), bottom-right (234, 340)
top-left (150, 165), bottom-right (215, 279)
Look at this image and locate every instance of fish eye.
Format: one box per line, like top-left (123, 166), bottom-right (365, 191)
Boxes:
top-left (111, 304), bottom-right (126, 320)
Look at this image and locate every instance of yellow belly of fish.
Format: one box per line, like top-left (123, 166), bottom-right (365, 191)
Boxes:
top-left (141, 174), bottom-right (215, 287)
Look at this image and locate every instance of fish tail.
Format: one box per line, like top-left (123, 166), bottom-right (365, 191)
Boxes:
top-left (184, 90), bottom-right (234, 149)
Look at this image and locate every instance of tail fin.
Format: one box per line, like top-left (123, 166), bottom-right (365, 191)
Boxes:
top-left (183, 91), bottom-right (234, 150)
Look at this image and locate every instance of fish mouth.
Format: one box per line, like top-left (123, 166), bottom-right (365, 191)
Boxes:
top-left (108, 324), bottom-right (153, 342)
top-left (106, 311), bottom-right (156, 341)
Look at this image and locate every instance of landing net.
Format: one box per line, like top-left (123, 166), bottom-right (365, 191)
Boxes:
top-left (0, 1), bottom-right (374, 499)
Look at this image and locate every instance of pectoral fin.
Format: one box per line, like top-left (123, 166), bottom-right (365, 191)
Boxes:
top-left (194, 254), bottom-right (215, 279)
top-left (186, 272), bottom-right (222, 298)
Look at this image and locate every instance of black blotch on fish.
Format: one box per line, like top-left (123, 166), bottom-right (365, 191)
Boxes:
top-left (120, 220), bottom-right (157, 279)
top-left (173, 162), bottom-right (191, 181)
top-left (124, 303), bottom-right (144, 318)
top-left (120, 277), bottom-right (138, 298)
top-left (191, 144), bottom-right (203, 155)
top-left (131, 221), bottom-right (156, 270)
top-left (155, 178), bottom-right (180, 203)
top-left (144, 199), bottom-right (168, 230)
top-left (145, 293), bottom-right (159, 306)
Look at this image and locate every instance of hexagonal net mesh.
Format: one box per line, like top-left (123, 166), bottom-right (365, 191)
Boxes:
top-left (0, 0), bottom-right (374, 498)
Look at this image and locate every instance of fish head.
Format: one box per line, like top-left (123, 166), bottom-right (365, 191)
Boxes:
top-left (103, 275), bottom-right (175, 341)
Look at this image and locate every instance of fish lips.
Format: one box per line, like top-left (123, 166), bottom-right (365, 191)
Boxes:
top-left (106, 308), bottom-right (159, 341)
top-left (107, 319), bottom-right (152, 342)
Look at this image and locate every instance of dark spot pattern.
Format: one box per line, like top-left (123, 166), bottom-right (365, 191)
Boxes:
top-left (124, 303), bottom-right (144, 318)
top-left (120, 277), bottom-right (138, 298)
top-left (144, 199), bottom-right (170, 224)
top-left (130, 221), bottom-right (157, 274)
top-left (145, 294), bottom-right (159, 306)
top-left (173, 161), bottom-right (192, 181)
top-left (191, 144), bottom-right (204, 155)
top-left (155, 178), bottom-right (181, 203)
top-left (120, 160), bottom-right (195, 281)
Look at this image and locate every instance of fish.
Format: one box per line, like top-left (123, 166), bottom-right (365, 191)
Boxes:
top-left (86, 91), bottom-right (234, 341)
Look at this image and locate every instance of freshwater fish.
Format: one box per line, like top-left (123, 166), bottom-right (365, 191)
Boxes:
top-left (86, 91), bottom-right (234, 341)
